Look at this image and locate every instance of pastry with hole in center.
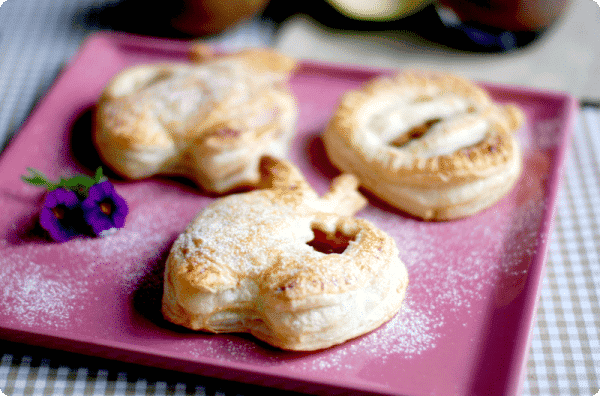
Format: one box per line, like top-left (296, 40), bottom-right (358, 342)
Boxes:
top-left (94, 46), bottom-right (298, 194)
top-left (322, 70), bottom-right (524, 221)
top-left (161, 157), bottom-right (409, 351)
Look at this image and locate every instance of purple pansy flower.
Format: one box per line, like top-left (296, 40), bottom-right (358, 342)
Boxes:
top-left (39, 187), bottom-right (82, 242)
top-left (82, 180), bottom-right (128, 236)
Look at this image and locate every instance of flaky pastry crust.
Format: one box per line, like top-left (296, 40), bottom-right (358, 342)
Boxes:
top-left (323, 70), bottom-right (524, 220)
top-left (161, 157), bottom-right (409, 351)
top-left (94, 47), bottom-right (298, 194)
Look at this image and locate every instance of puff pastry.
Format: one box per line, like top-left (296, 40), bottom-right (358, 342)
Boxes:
top-left (94, 46), bottom-right (298, 194)
top-left (323, 70), bottom-right (524, 220)
top-left (161, 157), bottom-right (409, 351)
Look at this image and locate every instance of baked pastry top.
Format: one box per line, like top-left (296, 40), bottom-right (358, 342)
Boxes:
top-left (161, 157), bottom-right (409, 351)
top-left (94, 46), bottom-right (298, 194)
top-left (322, 70), bottom-right (524, 220)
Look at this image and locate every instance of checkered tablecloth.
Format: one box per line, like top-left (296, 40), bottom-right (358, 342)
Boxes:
top-left (1, 0), bottom-right (599, 395)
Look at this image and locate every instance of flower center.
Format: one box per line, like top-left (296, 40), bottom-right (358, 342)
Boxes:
top-left (52, 206), bottom-right (65, 220)
top-left (100, 201), bottom-right (113, 216)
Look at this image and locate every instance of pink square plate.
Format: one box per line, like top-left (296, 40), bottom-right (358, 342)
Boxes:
top-left (0, 32), bottom-right (578, 395)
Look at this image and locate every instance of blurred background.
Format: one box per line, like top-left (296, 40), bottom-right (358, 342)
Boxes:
top-left (82, 0), bottom-right (597, 98)
top-left (2, 0), bottom-right (599, 150)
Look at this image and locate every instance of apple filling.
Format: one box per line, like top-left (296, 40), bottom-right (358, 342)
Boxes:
top-left (307, 226), bottom-right (355, 255)
top-left (389, 118), bottom-right (441, 147)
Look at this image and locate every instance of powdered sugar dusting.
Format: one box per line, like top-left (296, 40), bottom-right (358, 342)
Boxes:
top-left (0, 40), bottom-right (568, 394)
top-left (0, 182), bottom-right (206, 332)
top-left (159, 162), bottom-right (547, 374)
top-left (289, 188), bottom-right (547, 372)
top-left (296, 301), bottom-right (444, 372)
top-left (0, 147), bottom-right (549, 378)
top-left (0, 160), bottom-right (548, 372)
top-left (0, 251), bottom-right (88, 329)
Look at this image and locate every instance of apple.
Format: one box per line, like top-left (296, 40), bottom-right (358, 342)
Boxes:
top-left (171, 0), bottom-right (271, 35)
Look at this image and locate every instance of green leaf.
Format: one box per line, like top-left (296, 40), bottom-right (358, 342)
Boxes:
top-left (66, 175), bottom-right (95, 188)
top-left (94, 167), bottom-right (104, 183)
top-left (21, 168), bottom-right (59, 190)
top-left (22, 167), bottom-right (106, 194)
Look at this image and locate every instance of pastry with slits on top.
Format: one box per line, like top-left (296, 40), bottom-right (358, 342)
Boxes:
top-left (94, 46), bottom-right (298, 194)
top-left (322, 70), bottom-right (524, 221)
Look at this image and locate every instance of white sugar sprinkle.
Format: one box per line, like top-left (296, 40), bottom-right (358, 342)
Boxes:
top-left (1, 153), bottom-right (548, 372)
top-left (0, 254), bottom-right (87, 329)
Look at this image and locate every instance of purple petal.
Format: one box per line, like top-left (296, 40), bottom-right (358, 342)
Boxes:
top-left (39, 188), bottom-right (82, 242)
top-left (82, 181), bottom-right (129, 236)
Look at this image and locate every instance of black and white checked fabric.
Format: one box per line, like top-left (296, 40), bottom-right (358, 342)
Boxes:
top-left (1, 0), bottom-right (599, 395)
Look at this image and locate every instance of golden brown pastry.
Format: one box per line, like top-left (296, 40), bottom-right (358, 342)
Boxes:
top-left (322, 70), bottom-right (524, 221)
top-left (94, 47), bottom-right (298, 194)
top-left (161, 157), bottom-right (409, 351)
